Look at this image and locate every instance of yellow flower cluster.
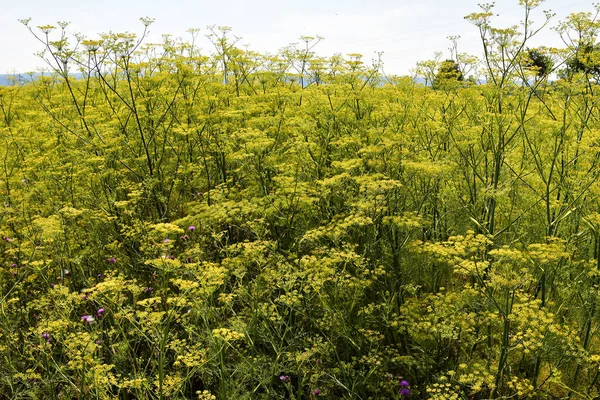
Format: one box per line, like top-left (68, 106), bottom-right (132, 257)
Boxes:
top-left (196, 390), bottom-right (217, 400)
top-left (212, 328), bottom-right (245, 342)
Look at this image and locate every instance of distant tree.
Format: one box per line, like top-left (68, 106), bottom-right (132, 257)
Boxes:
top-left (556, 9), bottom-right (600, 80)
top-left (433, 59), bottom-right (463, 89)
top-left (525, 48), bottom-right (554, 78)
top-left (566, 41), bottom-right (600, 77)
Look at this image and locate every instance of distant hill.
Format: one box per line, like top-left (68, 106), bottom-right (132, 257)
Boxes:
top-left (0, 75), bottom-right (14, 86)
top-left (0, 74), bottom-right (36, 86)
top-left (1, 73), bottom-right (428, 87)
top-left (0, 73), bottom-right (90, 86)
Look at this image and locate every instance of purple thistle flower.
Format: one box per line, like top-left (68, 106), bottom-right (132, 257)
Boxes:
top-left (107, 257), bottom-right (116, 264)
top-left (97, 273), bottom-right (103, 279)
top-left (279, 375), bottom-right (290, 383)
top-left (42, 333), bottom-right (50, 340)
top-left (11, 263), bottom-right (17, 268)
top-left (3, 237), bottom-right (11, 242)
top-left (81, 315), bottom-right (95, 323)
top-left (96, 339), bottom-right (102, 345)
top-left (311, 389), bottom-right (322, 396)
top-left (144, 287), bottom-right (153, 293)
top-left (400, 388), bottom-right (411, 396)
top-left (400, 380), bottom-right (410, 388)
top-left (50, 283), bottom-right (55, 288)
top-left (97, 308), bottom-right (105, 316)
top-left (163, 238), bottom-right (171, 243)
top-left (188, 225), bottom-right (196, 232)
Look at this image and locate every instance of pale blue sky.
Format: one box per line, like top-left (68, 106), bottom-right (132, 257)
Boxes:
top-left (0, 0), bottom-right (595, 75)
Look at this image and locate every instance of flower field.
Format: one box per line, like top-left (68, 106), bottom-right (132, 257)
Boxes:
top-left (3, 2), bottom-right (600, 398)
